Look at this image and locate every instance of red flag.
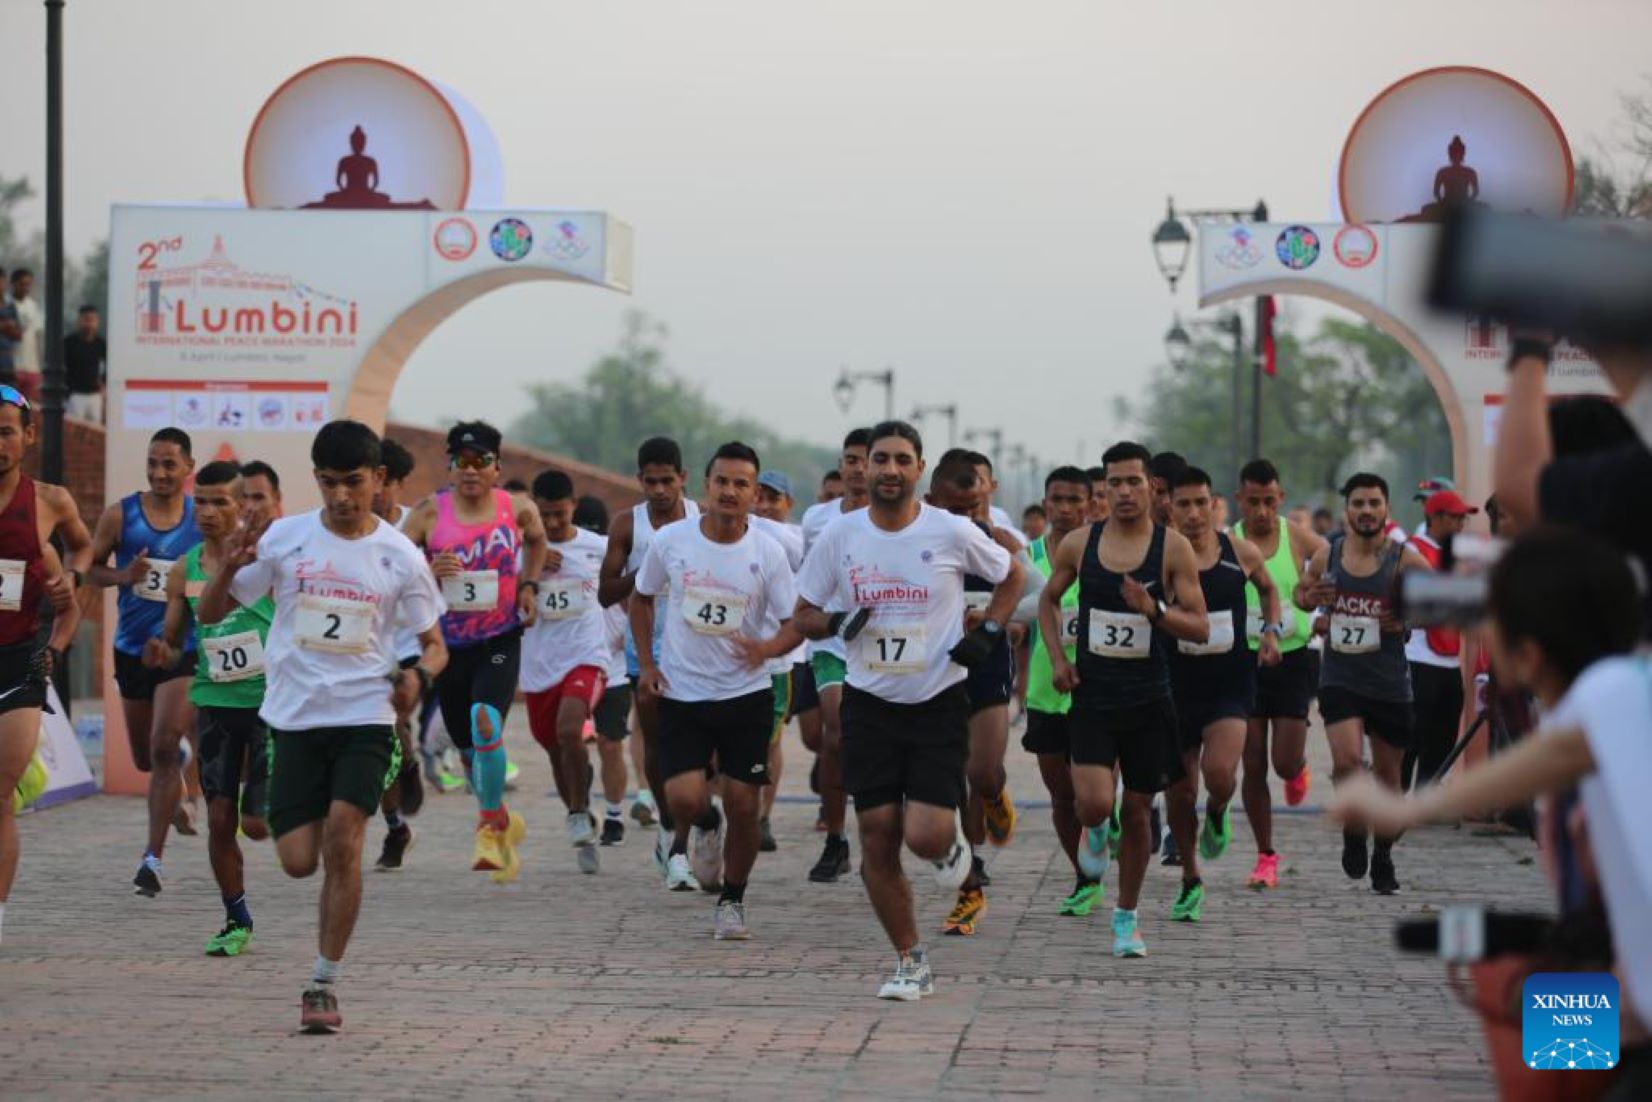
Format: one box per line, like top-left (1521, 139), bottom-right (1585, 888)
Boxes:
top-left (1261, 295), bottom-right (1278, 377)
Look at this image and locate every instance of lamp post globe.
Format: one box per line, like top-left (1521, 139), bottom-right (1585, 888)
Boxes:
top-left (832, 369), bottom-right (855, 413)
top-left (1164, 316), bottom-right (1193, 370)
top-left (1151, 199), bottom-right (1192, 291)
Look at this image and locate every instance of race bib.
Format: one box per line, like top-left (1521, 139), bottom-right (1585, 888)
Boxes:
top-left (135, 558), bottom-right (175, 603)
top-left (1087, 609), bottom-right (1151, 659)
top-left (963, 591), bottom-right (991, 611)
top-left (1179, 612), bottom-right (1236, 656)
top-left (442, 570), bottom-right (499, 613)
top-left (205, 630), bottom-right (265, 683)
top-left (681, 585), bottom-right (748, 636)
top-left (0, 559), bottom-right (23, 611)
top-left (1330, 613), bottom-right (1380, 655)
top-left (538, 578), bottom-right (588, 622)
top-left (295, 593), bottom-right (375, 655)
top-left (1245, 607), bottom-right (1265, 643)
top-left (1061, 609), bottom-right (1080, 647)
top-left (861, 624), bottom-right (926, 674)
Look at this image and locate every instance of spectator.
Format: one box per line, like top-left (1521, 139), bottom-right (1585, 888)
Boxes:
top-left (0, 265), bottom-right (19, 386)
top-left (1311, 507), bottom-right (1335, 538)
top-left (1020, 502), bottom-right (1046, 541)
top-left (63, 304), bottom-right (107, 422)
top-left (9, 268), bottom-right (41, 403)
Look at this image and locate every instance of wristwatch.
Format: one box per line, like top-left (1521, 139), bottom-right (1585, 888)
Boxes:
top-left (980, 618), bottom-right (1003, 637)
top-left (519, 579), bottom-right (540, 594)
top-left (1148, 599), bottom-right (1167, 625)
top-left (1261, 622), bottom-right (1285, 638)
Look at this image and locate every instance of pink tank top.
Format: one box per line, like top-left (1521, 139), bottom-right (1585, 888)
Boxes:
top-left (430, 488), bottom-right (520, 647)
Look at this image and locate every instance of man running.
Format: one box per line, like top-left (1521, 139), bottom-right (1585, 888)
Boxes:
top-left (401, 421), bottom-right (546, 882)
top-left (818, 470), bottom-right (844, 504)
top-left (1232, 459), bottom-right (1328, 889)
top-left (1084, 467), bottom-right (1111, 524)
top-left (751, 469), bottom-right (809, 853)
top-left (144, 460), bottom-right (274, 956)
top-left (796, 421), bottom-right (1022, 1000)
top-left (1163, 467), bottom-right (1282, 922)
top-left (573, 494), bottom-right (645, 838)
top-left (632, 442), bottom-right (799, 937)
top-left (599, 437), bottom-right (700, 883)
top-left (797, 427), bottom-right (871, 883)
top-left (1401, 490), bottom-right (1474, 791)
top-left (197, 419), bottom-right (446, 1032)
top-left (1295, 472), bottom-right (1432, 895)
top-left (1037, 441), bottom-right (1207, 959)
top-left (0, 385), bottom-right (85, 948)
top-left (370, 438), bottom-right (425, 871)
top-left (87, 426), bottom-right (203, 896)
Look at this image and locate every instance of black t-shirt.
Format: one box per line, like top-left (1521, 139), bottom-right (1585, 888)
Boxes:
top-left (62, 334), bottom-right (105, 394)
top-left (1539, 441), bottom-right (1652, 636)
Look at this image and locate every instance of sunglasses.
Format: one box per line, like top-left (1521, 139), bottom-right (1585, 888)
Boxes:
top-left (449, 451), bottom-right (497, 471)
top-left (0, 384), bottom-right (31, 410)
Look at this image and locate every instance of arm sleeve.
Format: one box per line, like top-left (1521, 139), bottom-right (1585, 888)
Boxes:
top-left (633, 539), bottom-right (668, 599)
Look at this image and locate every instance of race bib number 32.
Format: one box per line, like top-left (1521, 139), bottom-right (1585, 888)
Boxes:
top-left (295, 594), bottom-right (375, 655)
top-left (1087, 609), bottom-right (1151, 659)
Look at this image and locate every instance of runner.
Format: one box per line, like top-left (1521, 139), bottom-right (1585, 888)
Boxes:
top-left (522, 469), bottom-right (611, 875)
top-left (795, 420), bottom-right (1023, 1000)
top-left (239, 460), bottom-right (283, 525)
top-left (818, 470), bottom-right (844, 504)
top-left (0, 385), bottom-right (86, 948)
top-left (1021, 503), bottom-right (1047, 543)
top-left (1036, 441), bottom-right (1207, 958)
top-left (968, 452), bottom-right (1029, 546)
top-left (369, 438), bottom-right (425, 871)
top-left (574, 494), bottom-right (647, 837)
top-left (632, 442), bottom-right (799, 937)
top-left (797, 428), bottom-right (871, 883)
top-left (1163, 467), bottom-right (1282, 923)
top-left (598, 437), bottom-right (699, 883)
top-left (401, 421), bottom-right (547, 883)
top-left (751, 469), bottom-right (808, 853)
top-left (1232, 459), bottom-right (1328, 889)
top-left (1400, 490), bottom-right (1474, 791)
top-left (1084, 466), bottom-right (1110, 523)
top-left (1295, 472), bottom-right (1432, 895)
top-left (196, 419), bottom-right (446, 1033)
top-left (87, 426), bottom-right (203, 896)
top-left (143, 460), bottom-right (274, 955)
top-left (1148, 451), bottom-right (1187, 526)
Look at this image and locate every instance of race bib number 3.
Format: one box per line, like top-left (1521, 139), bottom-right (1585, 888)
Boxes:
top-left (0, 559), bottom-right (23, 611)
top-left (539, 579), bottom-right (588, 622)
top-left (1087, 609), bottom-right (1151, 659)
top-left (862, 625), bottom-right (926, 674)
top-left (295, 594), bottom-right (375, 655)
top-left (1330, 613), bottom-right (1380, 655)
top-left (442, 570), bottom-right (499, 613)
top-left (682, 585), bottom-right (748, 636)
top-left (1179, 612), bottom-right (1236, 656)
top-left (135, 558), bottom-right (175, 603)
top-left (205, 630), bottom-right (265, 683)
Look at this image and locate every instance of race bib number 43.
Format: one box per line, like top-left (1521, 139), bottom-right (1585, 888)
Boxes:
top-left (442, 570), bottom-right (499, 613)
top-left (862, 625), bottom-right (926, 674)
top-left (205, 630), bottom-right (265, 683)
top-left (135, 558), bottom-right (175, 603)
top-left (0, 558), bottom-right (23, 611)
top-left (1330, 613), bottom-right (1380, 655)
top-left (1087, 609), bottom-right (1151, 659)
top-left (295, 594), bottom-right (375, 655)
top-left (682, 585), bottom-right (748, 636)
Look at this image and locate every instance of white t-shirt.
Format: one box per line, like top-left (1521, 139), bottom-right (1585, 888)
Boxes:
top-left (521, 528), bottom-right (610, 693)
top-left (602, 603), bottom-right (629, 686)
top-left (801, 500), bottom-right (863, 661)
top-left (796, 503), bottom-right (1012, 704)
top-left (391, 504), bottom-right (422, 662)
top-left (750, 515), bottom-right (806, 674)
top-left (229, 510), bottom-right (443, 732)
top-left (988, 504), bottom-right (1029, 549)
top-left (1544, 655), bottom-right (1652, 1026)
top-left (634, 519), bottom-right (798, 702)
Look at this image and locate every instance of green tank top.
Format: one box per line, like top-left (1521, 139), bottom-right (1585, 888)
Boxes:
top-left (1026, 535), bottom-right (1080, 715)
top-left (1234, 520), bottom-right (1311, 653)
top-left (184, 544), bottom-right (275, 708)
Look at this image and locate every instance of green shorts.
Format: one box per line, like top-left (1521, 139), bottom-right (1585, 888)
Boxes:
top-left (770, 670), bottom-right (794, 745)
top-left (266, 725), bottom-right (401, 839)
top-left (810, 652), bottom-right (848, 692)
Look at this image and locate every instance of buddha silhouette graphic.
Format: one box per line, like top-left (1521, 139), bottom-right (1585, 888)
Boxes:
top-left (1400, 134), bottom-right (1485, 223)
top-left (302, 125), bottom-right (436, 210)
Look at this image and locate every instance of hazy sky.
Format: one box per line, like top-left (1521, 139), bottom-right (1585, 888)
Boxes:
top-left (3, 0), bottom-right (1648, 470)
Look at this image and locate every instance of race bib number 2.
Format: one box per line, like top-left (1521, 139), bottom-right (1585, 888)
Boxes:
top-left (295, 594), bottom-right (375, 655)
top-left (0, 558), bottom-right (23, 612)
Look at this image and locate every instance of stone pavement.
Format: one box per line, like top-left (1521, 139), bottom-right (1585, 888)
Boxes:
top-left (1, 708), bottom-right (1549, 1099)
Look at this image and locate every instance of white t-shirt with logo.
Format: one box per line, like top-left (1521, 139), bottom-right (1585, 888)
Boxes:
top-left (751, 514), bottom-right (806, 675)
top-left (634, 519), bottom-right (797, 703)
top-left (229, 510), bottom-right (443, 732)
top-left (801, 500), bottom-right (863, 662)
top-left (521, 528), bottom-right (610, 693)
top-left (796, 503), bottom-right (1012, 705)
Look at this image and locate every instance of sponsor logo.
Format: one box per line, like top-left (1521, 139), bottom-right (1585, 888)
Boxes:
top-left (257, 396), bottom-right (286, 428)
top-left (175, 394), bottom-right (209, 427)
top-left (1216, 226), bottom-right (1263, 269)
top-left (1523, 973), bottom-right (1618, 1070)
top-left (490, 218), bottom-right (533, 262)
top-left (1275, 225), bottom-right (1321, 270)
top-left (433, 217), bottom-right (478, 261)
top-left (1466, 315), bottom-right (1503, 360)
top-left (1333, 225), bottom-right (1379, 268)
top-left (543, 219), bottom-right (591, 261)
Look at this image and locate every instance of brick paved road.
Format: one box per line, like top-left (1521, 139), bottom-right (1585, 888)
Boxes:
top-left (1, 711), bottom-right (1548, 1099)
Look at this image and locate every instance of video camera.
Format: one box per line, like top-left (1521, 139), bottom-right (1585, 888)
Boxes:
top-left (1398, 533), bottom-right (1504, 627)
top-left (1396, 908), bottom-right (1554, 963)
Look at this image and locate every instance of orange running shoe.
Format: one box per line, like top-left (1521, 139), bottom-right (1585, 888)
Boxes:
top-left (1247, 851), bottom-right (1280, 890)
top-left (1284, 763), bottom-right (1311, 807)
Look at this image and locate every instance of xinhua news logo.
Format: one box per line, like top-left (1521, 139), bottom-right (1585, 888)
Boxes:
top-left (1522, 973), bottom-right (1618, 1071)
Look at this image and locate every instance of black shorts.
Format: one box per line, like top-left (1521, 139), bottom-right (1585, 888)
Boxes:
top-left (1251, 646), bottom-right (1319, 721)
top-left (966, 636), bottom-right (1015, 714)
top-left (1175, 695), bottom-right (1253, 754)
top-left (197, 705), bottom-right (269, 811)
top-left (1318, 685), bottom-right (1412, 750)
top-left (658, 689), bottom-right (773, 786)
top-left (593, 681), bottom-right (632, 741)
top-left (434, 630), bottom-right (521, 749)
top-left (840, 683), bottom-right (969, 812)
top-left (0, 641), bottom-right (48, 716)
top-left (266, 725), bottom-right (400, 838)
top-left (789, 660), bottom-right (819, 716)
top-left (112, 647), bottom-right (194, 702)
top-left (1068, 697), bottom-right (1184, 794)
top-left (1020, 708), bottom-right (1071, 756)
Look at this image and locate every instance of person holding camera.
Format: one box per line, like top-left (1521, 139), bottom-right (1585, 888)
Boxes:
top-left (1401, 491), bottom-right (1476, 792)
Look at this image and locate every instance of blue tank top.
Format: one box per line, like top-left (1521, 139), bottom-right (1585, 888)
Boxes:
top-left (113, 492), bottom-right (201, 656)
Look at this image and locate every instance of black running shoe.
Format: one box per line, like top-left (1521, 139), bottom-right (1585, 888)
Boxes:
top-left (600, 817), bottom-right (625, 846)
top-left (397, 762), bottom-right (424, 817)
top-left (375, 825), bottom-right (414, 871)
top-left (758, 816), bottom-right (777, 853)
top-left (808, 835), bottom-right (851, 883)
top-left (1341, 830), bottom-right (1370, 880)
top-left (301, 986), bottom-right (341, 1034)
top-left (1369, 851), bottom-right (1398, 895)
top-left (1161, 830), bottom-right (1181, 867)
top-left (133, 863), bottom-right (161, 897)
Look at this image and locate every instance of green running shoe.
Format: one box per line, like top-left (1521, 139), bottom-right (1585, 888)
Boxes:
top-left (1058, 879), bottom-right (1104, 917)
top-left (206, 921), bottom-right (253, 957)
top-left (1170, 880), bottom-right (1204, 923)
top-left (432, 769), bottom-right (465, 794)
top-left (1198, 806), bottom-right (1232, 861)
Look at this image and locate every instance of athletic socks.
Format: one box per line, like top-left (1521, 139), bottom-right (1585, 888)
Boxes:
top-left (142, 852), bottom-right (162, 875)
top-left (469, 704), bottom-right (507, 813)
top-left (312, 955), bottom-right (341, 987)
top-left (719, 881), bottom-right (746, 905)
top-left (669, 836), bottom-right (688, 858)
top-left (384, 809), bottom-right (406, 831)
top-left (224, 893), bottom-right (253, 929)
top-left (605, 803), bottom-right (623, 821)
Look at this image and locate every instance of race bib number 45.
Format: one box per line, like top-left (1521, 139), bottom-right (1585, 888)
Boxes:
top-left (442, 570), bottom-right (499, 613)
top-left (1330, 613), bottom-right (1380, 655)
top-left (861, 625), bottom-right (926, 674)
top-left (135, 558), bottom-right (175, 603)
top-left (295, 594), bottom-right (375, 655)
top-left (1087, 609), bottom-right (1151, 659)
top-left (682, 585), bottom-right (748, 636)
top-left (539, 579), bottom-right (588, 622)
top-left (205, 630), bottom-right (265, 683)
top-left (0, 558), bottom-right (23, 611)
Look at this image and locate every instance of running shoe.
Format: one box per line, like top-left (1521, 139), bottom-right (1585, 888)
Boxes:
top-left (600, 817), bottom-right (625, 846)
top-left (1111, 910), bottom-right (1148, 958)
top-left (758, 816), bottom-right (777, 853)
top-left (654, 826), bottom-right (672, 879)
top-left (1170, 880), bottom-right (1205, 923)
top-left (1370, 850), bottom-right (1399, 895)
top-left (808, 835), bottom-right (851, 883)
top-left (133, 861), bottom-right (162, 897)
top-left (1283, 763), bottom-right (1312, 807)
top-left (1198, 806), bottom-right (1232, 861)
top-left (569, 812), bottom-right (599, 875)
top-left (1341, 830), bottom-right (1369, 880)
top-left (876, 952), bottom-right (933, 1002)
top-left (300, 986), bottom-right (341, 1034)
top-left (375, 824), bottom-right (414, 872)
top-left (930, 815), bottom-right (972, 891)
top-left (1059, 879), bottom-right (1103, 917)
top-left (689, 804), bottom-right (725, 891)
top-left (630, 791), bottom-right (658, 827)
top-left (713, 900), bottom-right (751, 941)
top-left (1107, 805), bottom-right (1123, 858)
top-left (397, 762), bottom-right (425, 817)
top-left (941, 887), bottom-right (986, 936)
top-left (1247, 851), bottom-right (1280, 890)
top-left (665, 853), bottom-right (702, 893)
top-left (490, 811), bottom-right (526, 885)
top-left (471, 822), bottom-right (505, 872)
top-left (430, 768), bottom-right (466, 795)
top-left (205, 920), bottom-right (252, 957)
top-left (982, 787), bottom-right (1018, 847)
top-left (1161, 830), bottom-right (1181, 867)
top-left (1077, 825), bottom-right (1109, 881)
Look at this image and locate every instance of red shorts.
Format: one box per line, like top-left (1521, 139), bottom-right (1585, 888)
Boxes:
top-left (527, 666), bottom-right (608, 750)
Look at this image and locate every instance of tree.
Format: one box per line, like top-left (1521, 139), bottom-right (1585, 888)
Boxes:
top-left (0, 174), bottom-right (109, 320)
top-left (1572, 77), bottom-right (1652, 218)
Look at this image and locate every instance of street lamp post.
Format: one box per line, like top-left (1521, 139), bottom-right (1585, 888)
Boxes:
top-left (1164, 311), bottom-right (1245, 484)
top-left (962, 427), bottom-right (1003, 476)
top-left (41, 0), bottom-right (66, 484)
top-left (832, 366), bottom-right (895, 422)
top-left (909, 402), bottom-right (958, 448)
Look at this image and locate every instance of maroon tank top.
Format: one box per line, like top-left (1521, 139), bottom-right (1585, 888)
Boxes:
top-left (0, 475), bottom-right (45, 647)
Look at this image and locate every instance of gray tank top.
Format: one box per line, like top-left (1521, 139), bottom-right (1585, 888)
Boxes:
top-left (1319, 536), bottom-right (1412, 703)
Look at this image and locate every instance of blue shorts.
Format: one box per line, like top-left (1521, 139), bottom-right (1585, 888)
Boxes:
top-left (624, 623), bottom-right (664, 680)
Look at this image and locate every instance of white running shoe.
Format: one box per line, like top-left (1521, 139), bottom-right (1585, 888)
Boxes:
top-left (1077, 824), bottom-right (1109, 881)
top-left (930, 814), bottom-right (972, 890)
top-left (569, 812), bottom-right (599, 874)
top-left (654, 826), bottom-right (672, 879)
top-left (665, 853), bottom-right (702, 893)
top-left (713, 899), bottom-right (750, 940)
top-left (689, 802), bottom-right (725, 891)
top-left (876, 952), bottom-right (934, 1001)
